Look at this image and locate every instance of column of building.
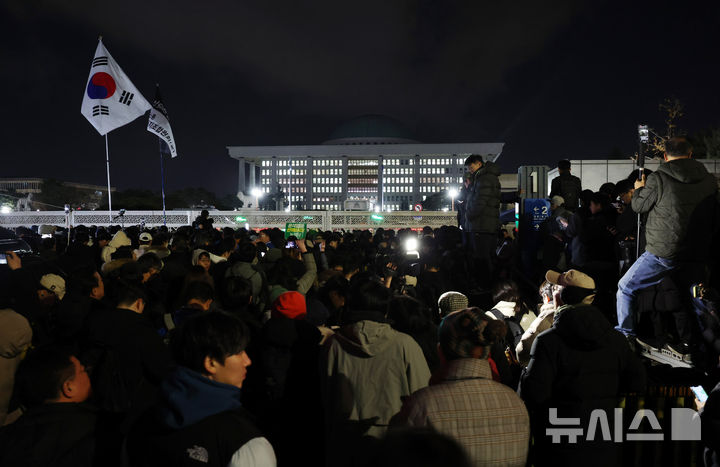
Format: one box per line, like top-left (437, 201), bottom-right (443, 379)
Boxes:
top-left (377, 155), bottom-right (384, 210)
top-left (412, 154), bottom-right (421, 206)
top-left (341, 156), bottom-right (349, 209)
top-left (305, 157), bottom-right (313, 210)
top-left (238, 158), bottom-right (247, 194)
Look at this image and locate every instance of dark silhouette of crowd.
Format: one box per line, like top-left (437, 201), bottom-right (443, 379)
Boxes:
top-left (0, 144), bottom-right (718, 466)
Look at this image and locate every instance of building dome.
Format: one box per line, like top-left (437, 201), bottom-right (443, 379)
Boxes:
top-left (323, 115), bottom-right (419, 145)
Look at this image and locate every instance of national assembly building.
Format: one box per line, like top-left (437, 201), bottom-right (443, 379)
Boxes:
top-left (227, 115), bottom-right (503, 211)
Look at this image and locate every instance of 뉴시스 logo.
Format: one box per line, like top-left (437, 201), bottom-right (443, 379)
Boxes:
top-left (546, 407), bottom-right (701, 443)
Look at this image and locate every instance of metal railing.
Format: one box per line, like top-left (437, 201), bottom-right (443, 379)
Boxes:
top-left (0, 210), bottom-right (459, 231)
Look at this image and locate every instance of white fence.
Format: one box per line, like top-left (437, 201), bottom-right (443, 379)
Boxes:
top-left (0, 210), bottom-right (459, 231)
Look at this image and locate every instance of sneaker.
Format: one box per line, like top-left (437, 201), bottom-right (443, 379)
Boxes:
top-left (663, 343), bottom-right (693, 364)
top-left (636, 337), bottom-right (660, 352)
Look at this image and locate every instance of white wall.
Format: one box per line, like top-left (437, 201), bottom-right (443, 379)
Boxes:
top-left (546, 159), bottom-right (720, 195)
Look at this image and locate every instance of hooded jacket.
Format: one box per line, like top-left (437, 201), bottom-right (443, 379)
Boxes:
top-left (321, 318), bottom-right (430, 462)
top-left (464, 160), bottom-right (502, 233)
top-left (632, 158), bottom-right (718, 260)
top-left (0, 309), bottom-right (32, 425)
top-left (100, 230), bottom-right (131, 264)
top-left (127, 367), bottom-right (275, 467)
top-left (519, 305), bottom-right (646, 466)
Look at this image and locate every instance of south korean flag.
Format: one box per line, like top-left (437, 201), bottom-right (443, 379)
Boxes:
top-left (80, 39), bottom-right (151, 136)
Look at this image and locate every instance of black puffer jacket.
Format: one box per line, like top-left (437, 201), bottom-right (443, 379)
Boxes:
top-left (632, 158), bottom-right (718, 260)
top-left (519, 304), bottom-right (646, 466)
top-left (464, 161), bottom-right (501, 233)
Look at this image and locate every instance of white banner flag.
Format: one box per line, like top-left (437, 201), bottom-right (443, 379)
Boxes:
top-left (80, 39), bottom-right (151, 135)
top-left (147, 85), bottom-right (178, 158)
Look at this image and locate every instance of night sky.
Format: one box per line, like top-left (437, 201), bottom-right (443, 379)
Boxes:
top-left (2, 0), bottom-right (719, 196)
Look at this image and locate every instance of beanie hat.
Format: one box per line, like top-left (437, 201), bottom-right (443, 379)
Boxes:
top-left (438, 291), bottom-right (469, 318)
top-left (271, 291), bottom-right (307, 320)
top-left (39, 274), bottom-right (66, 300)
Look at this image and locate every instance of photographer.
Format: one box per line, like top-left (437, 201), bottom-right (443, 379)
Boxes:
top-left (615, 137), bottom-right (719, 356)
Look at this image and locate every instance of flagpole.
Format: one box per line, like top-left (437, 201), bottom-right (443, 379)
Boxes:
top-left (105, 134), bottom-right (113, 222)
top-left (160, 151), bottom-right (167, 226)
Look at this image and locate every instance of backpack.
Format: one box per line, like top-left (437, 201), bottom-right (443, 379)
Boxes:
top-left (487, 308), bottom-right (524, 349)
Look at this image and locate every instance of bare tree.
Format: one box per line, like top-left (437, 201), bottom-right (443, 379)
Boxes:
top-left (646, 97), bottom-right (685, 158)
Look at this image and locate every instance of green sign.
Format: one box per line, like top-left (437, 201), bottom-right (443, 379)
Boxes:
top-left (235, 216), bottom-right (247, 223)
top-left (370, 214), bottom-right (384, 222)
top-left (285, 222), bottom-right (307, 239)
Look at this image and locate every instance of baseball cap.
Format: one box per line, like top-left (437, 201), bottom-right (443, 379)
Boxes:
top-left (545, 269), bottom-right (595, 290)
top-left (139, 232), bottom-right (153, 243)
top-left (39, 274), bottom-right (66, 300)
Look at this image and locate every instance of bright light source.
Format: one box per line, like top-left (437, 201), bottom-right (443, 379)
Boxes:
top-left (448, 188), bottom-right (458, 198)
top-left (374, 206), bottom-right (380, 213)
top-left (0, 206), bottom-right (12, 214)
top-left (251, 188), bottom-right (263, 198)
top-left (371, 214), bottom-right (384, 222)
top-left (442, 207), bottom-right (449, 212)
top-left (285, 207), bottom-right (291, 212)
top-left (244, 223), bottom-right (250, 230)
top-left (404, 237), bottom-right (418, 251)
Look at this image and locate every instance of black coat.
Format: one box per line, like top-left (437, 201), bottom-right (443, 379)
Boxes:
top-left (519, 304), bottom-right (646, 466)
top-left (83, 308), bottom-right (172, 416)
top-left (255, 316), bottom-right (325, 465)
top-left (0, 403), bottom-right (97, 467)
top-left (464, 161), bottom-right (501, 233)
top-left (550, 172), bottom-right (582, 211)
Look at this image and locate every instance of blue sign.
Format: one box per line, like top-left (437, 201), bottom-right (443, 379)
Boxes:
top-left (519, 198), bottom-right (551, 278)
top-left (525, 198), bottom-right (550, 231)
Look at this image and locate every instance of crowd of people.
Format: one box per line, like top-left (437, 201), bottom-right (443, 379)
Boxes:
top-left (0, 137), bottom-right (718, 466)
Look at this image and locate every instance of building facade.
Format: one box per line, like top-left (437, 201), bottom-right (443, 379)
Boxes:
top-left (227, 116), bottom-right (504, 210)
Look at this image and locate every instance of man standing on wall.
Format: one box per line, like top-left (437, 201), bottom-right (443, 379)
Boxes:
top-left (463, 154), bottom-right (501, 285)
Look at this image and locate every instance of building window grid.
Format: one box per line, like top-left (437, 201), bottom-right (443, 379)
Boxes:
top-left (254, 155), bottom-right (462, 204)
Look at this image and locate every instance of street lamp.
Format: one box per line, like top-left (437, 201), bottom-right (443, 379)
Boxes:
top-left (448, 188), bottom-right (458, 211)
top-left (250, 187), bottom-right (263, 210)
